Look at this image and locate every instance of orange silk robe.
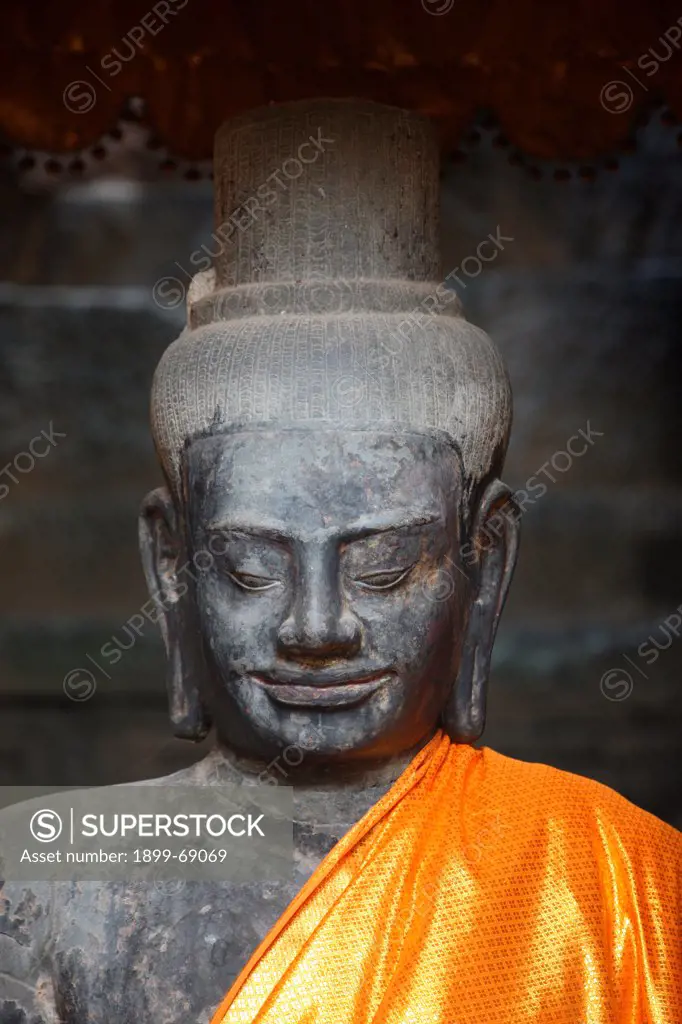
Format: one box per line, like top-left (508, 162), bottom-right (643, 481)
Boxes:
top-left (210, 732), bottom-right (681, 1024)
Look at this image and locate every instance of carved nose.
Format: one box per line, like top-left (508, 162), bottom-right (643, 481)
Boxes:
top-left (277, 548), bottom-right (362, 658)
top-left (277, 560), bottom-right (362, 660)
top-left (277, 605), bottom-right (361, 658)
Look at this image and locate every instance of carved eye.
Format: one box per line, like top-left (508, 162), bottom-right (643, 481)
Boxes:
top-left (227, 571), bottom-right (282, 592)
top-left (353, 566), bottom-right (413, 591)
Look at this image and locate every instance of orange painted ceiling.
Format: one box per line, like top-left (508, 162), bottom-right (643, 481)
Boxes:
top-left (2, 0), bottom-right (681, 160)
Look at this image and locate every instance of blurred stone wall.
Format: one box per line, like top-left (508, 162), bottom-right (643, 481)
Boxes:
top-left (0, 119), bottom-right (680, 826)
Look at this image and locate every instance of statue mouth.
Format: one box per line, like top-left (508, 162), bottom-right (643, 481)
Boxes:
top-left (250, 669), bottom-right (393, 708)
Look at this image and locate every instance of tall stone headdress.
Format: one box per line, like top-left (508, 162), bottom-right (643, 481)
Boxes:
top-left (151, 98), bottom-right (512, 517)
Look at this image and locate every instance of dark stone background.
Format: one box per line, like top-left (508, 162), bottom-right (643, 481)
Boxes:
top-left (1, 118), bottom-right (680, 827)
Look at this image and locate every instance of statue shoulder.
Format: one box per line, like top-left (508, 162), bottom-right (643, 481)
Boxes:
top-left (121, 750), bottom-right (229, 789)
top-left (479, 746), bottom-right (681, 873)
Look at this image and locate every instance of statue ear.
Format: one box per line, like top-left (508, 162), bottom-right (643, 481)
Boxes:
top-left (442, 479), bottom-right (520, 743)
top-left (138, 487), bottom-right (212, 742)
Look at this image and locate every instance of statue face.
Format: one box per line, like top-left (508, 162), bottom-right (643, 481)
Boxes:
top-left (181, 428), bottom-right (469, 761)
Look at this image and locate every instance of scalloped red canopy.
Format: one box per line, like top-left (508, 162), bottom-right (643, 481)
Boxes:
top-left (2, 0), bottom-right (681, 160)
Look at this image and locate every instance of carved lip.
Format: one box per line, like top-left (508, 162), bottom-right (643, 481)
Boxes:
top-left (251, 669), bottom-right (393, 708)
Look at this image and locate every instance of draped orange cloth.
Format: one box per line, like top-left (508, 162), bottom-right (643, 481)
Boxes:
top-left (210, 732), bottom-right (681, 1024)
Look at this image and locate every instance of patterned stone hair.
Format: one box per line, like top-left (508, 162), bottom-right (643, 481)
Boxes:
top-left (150, 99), bottom-right (512, 512)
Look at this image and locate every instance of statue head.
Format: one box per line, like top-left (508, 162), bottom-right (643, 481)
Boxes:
top-left (140, 99), bottom-right (519, 764)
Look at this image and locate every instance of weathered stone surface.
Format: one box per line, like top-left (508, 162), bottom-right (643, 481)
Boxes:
top-left (440, 118), bottom-right (682, 269)
top-left (0, 289), bottom-right (179, 474)
top-left (463, 269), bottom-right (682, 489)
top-left (0, 499), bottom-right (149, 619)
top-left (0, 174), bottom-right (213, 289)
top-left (489, 624), bottom-right (682, 829)
top-left (504, 489), bottom-right (682, 624)
top-left (0, 620), bottom-right (165, 697)
top-left (0, 701), bottom-right (205, 786)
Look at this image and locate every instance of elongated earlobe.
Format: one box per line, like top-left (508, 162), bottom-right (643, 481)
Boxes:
top-left (442, 479), bottom-right (520, 743)
top-left (138, 487), bottom-right (212, 741)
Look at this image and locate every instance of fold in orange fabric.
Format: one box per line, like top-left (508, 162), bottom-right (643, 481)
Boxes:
top-left (210, 732), bottom-right (681, 1023)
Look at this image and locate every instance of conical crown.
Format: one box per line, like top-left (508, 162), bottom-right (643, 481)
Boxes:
top-left (151, 99), bottom-right (511, 512)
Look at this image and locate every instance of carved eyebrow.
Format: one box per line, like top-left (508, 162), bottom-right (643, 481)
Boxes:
top-left (205, 519), bottom-right (292, 544)
top-left (340, 512), bottom-right (443, 541)
top-left (205, 512), bottom-right (443, 544)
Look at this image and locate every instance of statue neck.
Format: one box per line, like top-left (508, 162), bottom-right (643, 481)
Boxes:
top-left (195, 731), bottom-right (437, 831)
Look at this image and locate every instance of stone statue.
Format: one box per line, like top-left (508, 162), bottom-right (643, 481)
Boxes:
top-left (1, 100), bottom-right (679, 1024)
